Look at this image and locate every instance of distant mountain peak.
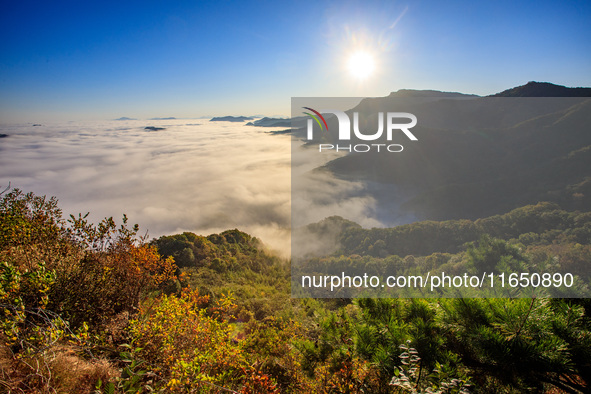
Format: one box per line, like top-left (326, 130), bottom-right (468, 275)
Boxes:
top-left (210, 116), bottom-right (254, 122)
top-left (388, 89), bottom-right (479, 98)
top-left (245, 117), bottom-right (291, 127)
top-left (491, 81), bottom-right (591, 97)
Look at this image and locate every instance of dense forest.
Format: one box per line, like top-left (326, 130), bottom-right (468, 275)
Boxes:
top-left (293, 203), bottom-right (591, 298)
top-left (2, 188), bottom-right (591, 393)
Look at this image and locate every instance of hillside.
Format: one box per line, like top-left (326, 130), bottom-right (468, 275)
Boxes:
top-left (2, 188), bottom-right (591, 392)
top-left (314, 85), bottom-right (591, 222)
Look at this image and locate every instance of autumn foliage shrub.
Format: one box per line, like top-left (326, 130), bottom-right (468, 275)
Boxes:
top-left (1, 188), bottom-right (176, 330)
top-left (0, 188), bottom-right (176, 392)
top-left (130, 288), bottom-right (306, 393)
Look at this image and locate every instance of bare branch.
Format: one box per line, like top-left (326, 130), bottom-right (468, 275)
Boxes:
top-left (0, 181), bottom-right (10, 196)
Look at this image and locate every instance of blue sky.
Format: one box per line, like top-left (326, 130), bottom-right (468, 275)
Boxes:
top-left (1, 0), bottom-right (590, 121)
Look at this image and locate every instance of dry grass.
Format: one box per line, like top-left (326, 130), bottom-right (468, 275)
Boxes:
top-left (0, 338), bottom-right (118, 394)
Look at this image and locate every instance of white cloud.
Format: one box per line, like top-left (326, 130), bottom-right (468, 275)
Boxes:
top-left (0, 119), bottom-right (400, 257)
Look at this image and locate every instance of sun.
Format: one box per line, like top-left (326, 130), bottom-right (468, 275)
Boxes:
top-left (346, 51), bottom-right (375, 80)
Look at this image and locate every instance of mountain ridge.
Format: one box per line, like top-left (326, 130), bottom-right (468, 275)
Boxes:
top-left (311, 84), bottom-right (591, 223)
top-left (491, 81), bottom-right (591, 97)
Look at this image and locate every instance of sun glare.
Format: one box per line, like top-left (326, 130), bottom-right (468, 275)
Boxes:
top-left (346, 51), bottom-right (375, 80)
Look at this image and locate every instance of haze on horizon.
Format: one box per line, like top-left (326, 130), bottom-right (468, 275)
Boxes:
top-left (1, 0), bottom-right (590, 123)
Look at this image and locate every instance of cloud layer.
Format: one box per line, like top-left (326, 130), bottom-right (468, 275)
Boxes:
top-left (0, 120), bottom-right (396, 256)
top-left (0, 120), bottom-right (292, 248)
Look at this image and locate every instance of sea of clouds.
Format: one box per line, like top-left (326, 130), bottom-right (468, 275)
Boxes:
top-left (0, 119), bottom-right (384, 256)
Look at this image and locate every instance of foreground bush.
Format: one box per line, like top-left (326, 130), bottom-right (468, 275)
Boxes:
top-left (129, 288), bottom-right (309, 393)
top-left (0, 188), bottom-right (176, 392)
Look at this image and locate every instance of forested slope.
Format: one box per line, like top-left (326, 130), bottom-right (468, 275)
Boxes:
top-left (2, 188), bottom-right (590, 393)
